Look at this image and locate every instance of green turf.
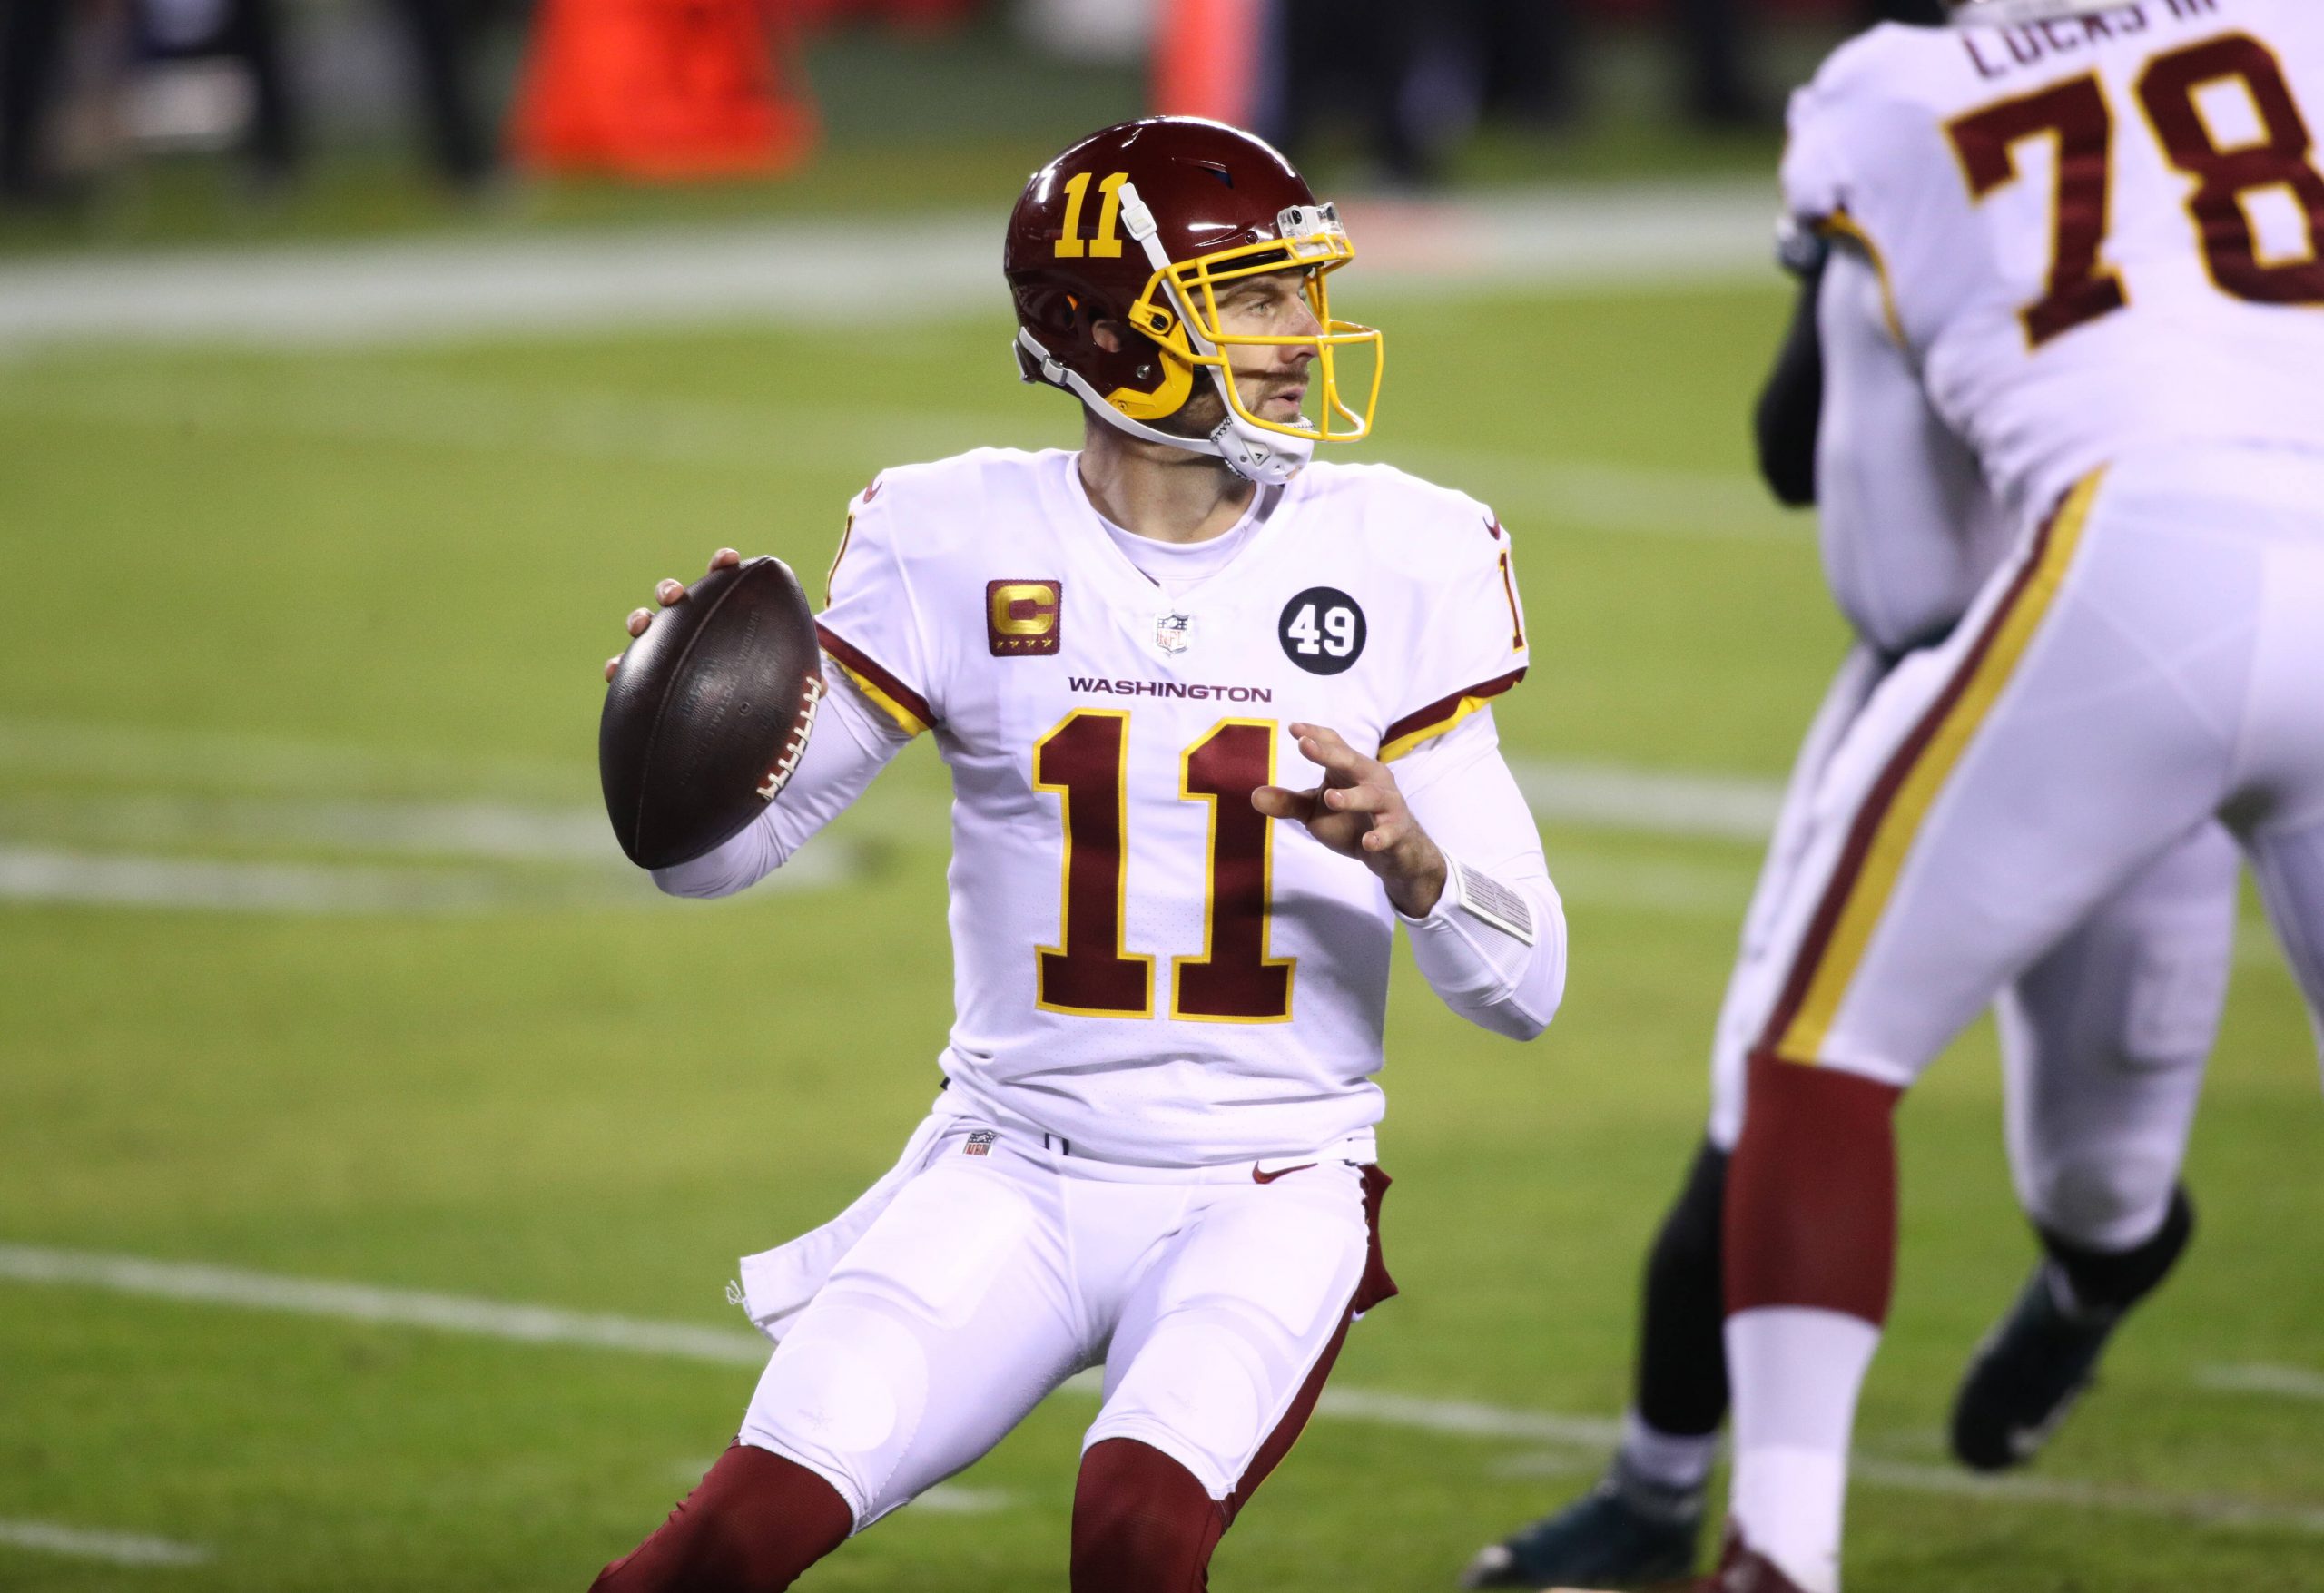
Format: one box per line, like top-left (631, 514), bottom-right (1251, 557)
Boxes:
top-left (2, 274), bottom-right (2319, 1593)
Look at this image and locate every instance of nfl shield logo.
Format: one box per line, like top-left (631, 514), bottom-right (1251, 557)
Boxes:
top-left (1154, 611), bottom-right (1193, 655)
top-left (963, 1129), bottom-right (998, 1156)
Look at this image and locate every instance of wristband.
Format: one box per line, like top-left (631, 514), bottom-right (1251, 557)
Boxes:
top-left (1449, 859), bottom-right (1536, 946)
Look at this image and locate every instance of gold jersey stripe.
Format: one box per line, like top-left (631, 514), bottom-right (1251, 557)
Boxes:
top-left (831, 658), bottom-right (929, 738)
top-left (1820, 211), bottom-right (1906, 347)
top-left (1381, 693), bottom-right (1495, 763)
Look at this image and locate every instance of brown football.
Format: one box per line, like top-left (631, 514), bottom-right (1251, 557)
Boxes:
top-left (599, 556), bottom-right (826, 870)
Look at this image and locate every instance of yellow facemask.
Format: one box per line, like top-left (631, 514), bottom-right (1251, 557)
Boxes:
top-left (1110, 206), bottom-right (1384, 447)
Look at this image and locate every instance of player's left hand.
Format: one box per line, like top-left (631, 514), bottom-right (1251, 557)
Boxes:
top-left (1255, 723), bottom-right (1447, 918)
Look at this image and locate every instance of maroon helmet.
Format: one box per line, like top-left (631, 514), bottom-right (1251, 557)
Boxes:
top-left (1004, 116), bottom-right (1383, 484)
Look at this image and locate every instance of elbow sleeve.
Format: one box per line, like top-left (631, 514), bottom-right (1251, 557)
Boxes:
top-left (1402, 859), bottom-right (1569, 1040)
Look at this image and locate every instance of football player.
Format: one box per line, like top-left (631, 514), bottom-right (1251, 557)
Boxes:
top-left (1463, 14), bottom-right (2247, 1582)
top-left (586, 117), bottom-right (1570, 1592)
top-left (1690, 1), bottom-right (2324, 1588)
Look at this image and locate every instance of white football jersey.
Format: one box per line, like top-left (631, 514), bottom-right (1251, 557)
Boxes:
top-left (1783, 0), bottom-right (2324, 526)
top-left (1815, 248), bottom-right (2014, 654)
top-left (812, 448), bottom-right (1531, 1167)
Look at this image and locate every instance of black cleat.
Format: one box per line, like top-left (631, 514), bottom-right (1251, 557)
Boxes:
top-left (1462, 1458), bottom-right (1703, 1589)
top-left (1951, 1262), bottom-right (2119, 1471)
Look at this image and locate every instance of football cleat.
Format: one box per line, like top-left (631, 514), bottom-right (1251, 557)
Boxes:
top-left (1460, 1457), bottom-right (1702, 1590)
top-left (1950, 1261), bottom-right (2119, 1471)
top-left (1692, 1525), bottom-right (1812, 1593)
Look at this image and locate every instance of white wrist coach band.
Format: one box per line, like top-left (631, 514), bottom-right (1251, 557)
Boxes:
top-left (1447, 858), bottom-right (1536, 946)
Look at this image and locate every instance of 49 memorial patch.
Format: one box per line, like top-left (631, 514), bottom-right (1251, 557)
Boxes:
top-left (1278, 586), bottom-right (1366, 675)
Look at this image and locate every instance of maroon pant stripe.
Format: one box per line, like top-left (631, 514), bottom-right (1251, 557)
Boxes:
top-left (1755, 495), bottom-right (2075, 1062)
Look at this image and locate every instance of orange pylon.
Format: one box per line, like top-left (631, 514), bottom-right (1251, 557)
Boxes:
top-left (1153, 0), bottom-right (1261, 128)
top-left (511, 0), bottom-right (819, 180)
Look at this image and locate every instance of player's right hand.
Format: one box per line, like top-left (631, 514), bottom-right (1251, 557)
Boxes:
top-left (604, 547), bottom-right (743, 681)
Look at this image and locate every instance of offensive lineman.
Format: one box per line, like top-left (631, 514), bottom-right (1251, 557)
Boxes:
top-left (1465, 8), bottom-right (2245, 1582)
top-left (1695, 1), bottom-right (2324, 1588)
top-left (586, 118), bottom-right (1569, 1591)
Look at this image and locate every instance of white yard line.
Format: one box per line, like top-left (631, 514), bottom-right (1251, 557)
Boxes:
top-left (0, 1245), bottom-right (770, 1362)
top-left (0, 182), bottom-right (1779, 354)
top-left (672, 1458), bottom-right (1015, 1515)
top-left (3, 1244), bottom-right (2319, 1535)
top-left (0, 364), bottom-right (1798, 543)
top-left (0, 715), bottom-right (1789, 916)
top-left (0, 725), bottom-right (2297, 960)
top-left (911, 1485), bottom-right (1017, 1515)
top-left (1844, 1457), bottom-right (2324, 1534)
top-left (0, 776), bottom-right (1767, 920)
top-left (0, 1519), bottom-right (211, 1568)
top-left (1512, 758), bottom-right (1782, 843)
top-left (1502, 1448), bottom-right (2324, 1536)
top-left (2198, 1363), bottom-right (2324, 1401)
top-left (0, 715), bottom-right (580, 802)
top-left (0, 793), bottom-right (616, 864)
top-left (0, 818), bottom-right (1758, 919)
top-left (0, 841), bottom-right (852, 914)
top-left (0, 845), bottom-right (545, 915)
top-left (2, 717), bottom-right (1785, 846)
top-left (1315, 1387), bottom-right (1621, 1450)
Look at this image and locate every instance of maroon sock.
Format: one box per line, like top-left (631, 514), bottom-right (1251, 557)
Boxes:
top-left (589, 1443), bottom-right (852, 1593)
top-left (1724, 1051), bottom-right (1903, 1324)
top-left (1069, 1439), bottom-right (1230, 1593)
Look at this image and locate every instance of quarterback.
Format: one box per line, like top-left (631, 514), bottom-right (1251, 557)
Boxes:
top-left (1689, 1), bottom-right (2324, 1589)
top-left (586, 118), bottom-right (1568, 1591)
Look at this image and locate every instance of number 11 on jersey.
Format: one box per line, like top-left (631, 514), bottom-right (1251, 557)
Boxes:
top-left (1034, 711), bottom-right (1295, 1023)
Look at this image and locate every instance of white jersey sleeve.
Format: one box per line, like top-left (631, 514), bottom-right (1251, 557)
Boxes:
top-left (650, 668), bottom-right (907, 898)
top-left (815, 474), bottom-right (947, 739)
top-left (1815, 244), bottom-right (2012, 654)
top-left (1393, 711), bottom-right (1568, 1040)
top-left (1376, 502), bottom-right (1531, 763)
top-left (1779, 25), bottom-right (1969, 353)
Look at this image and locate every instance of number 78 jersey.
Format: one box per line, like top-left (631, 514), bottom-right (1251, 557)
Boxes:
top-left (1781, 0), bottom-right (2324, 526)
top-left (814, 447), bottom-right (1530, 1165)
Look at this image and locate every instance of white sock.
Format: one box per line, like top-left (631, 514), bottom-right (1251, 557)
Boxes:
top-left (1724, 1306), bottom-right (1881, 1593)
top-left (1618, 1408), bottom-right (1718, 1494)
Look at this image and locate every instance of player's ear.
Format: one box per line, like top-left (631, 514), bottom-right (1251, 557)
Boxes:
top-left (1090, 319), bottom-right (1127, 355)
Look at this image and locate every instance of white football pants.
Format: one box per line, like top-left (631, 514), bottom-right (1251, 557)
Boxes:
top-left (737, 1115), bottom-right (1386, 1529)
top-left (1706, 641), bottom-right (2240, 1252)
top-left (1747, 446), bottom-right (2324, 1097)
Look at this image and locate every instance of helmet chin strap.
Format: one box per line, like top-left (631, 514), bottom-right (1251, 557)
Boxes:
top-left (1009, 178), bottom-right (1317, 488)
top-left (1013, 328), bottom-right (1312, 487)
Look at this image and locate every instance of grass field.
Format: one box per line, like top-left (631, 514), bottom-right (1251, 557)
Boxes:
top-left (2, 219), bottom-right (2321, 1592)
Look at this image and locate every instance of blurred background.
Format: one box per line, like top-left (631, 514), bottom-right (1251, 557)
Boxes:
top-left (0, 0), bottom-right (1952, 240)
top-left (5, 4), bottom-right (2321, 1592)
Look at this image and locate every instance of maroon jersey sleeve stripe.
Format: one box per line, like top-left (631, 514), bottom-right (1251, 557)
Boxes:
top-left (1380, 668), bottom-right (1527, 751)
top-left (815, 623), bottom-right (938, 731)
